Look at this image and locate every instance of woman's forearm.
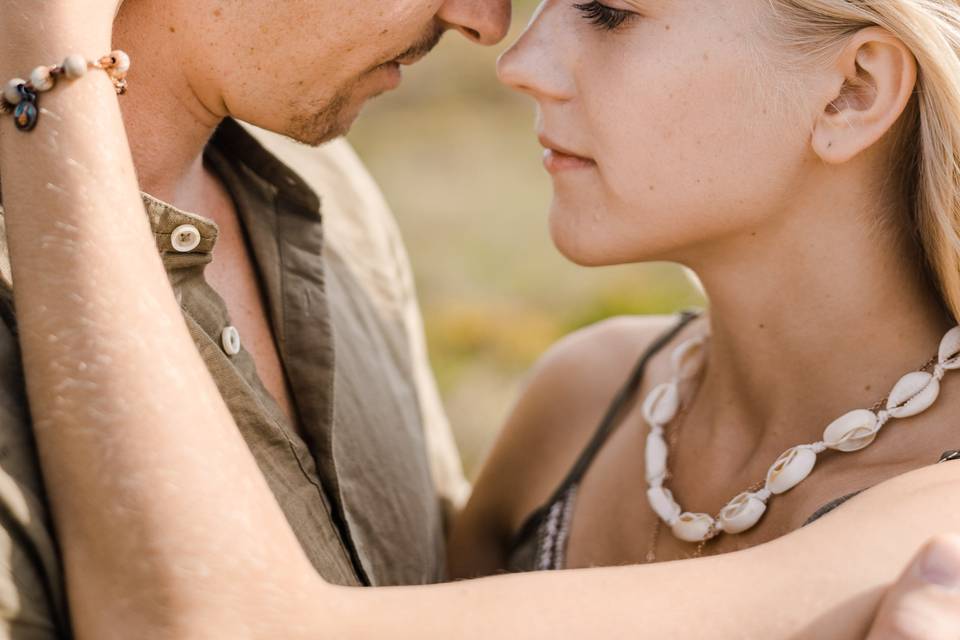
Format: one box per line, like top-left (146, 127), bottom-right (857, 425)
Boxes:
top-left (0, 17), bottom-right (325, 638)
top-left (325, 461), bottom-right (960, 640)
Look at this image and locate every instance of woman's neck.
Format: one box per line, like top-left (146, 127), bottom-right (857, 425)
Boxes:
top-left (685, 172), bottom-right (953, 452)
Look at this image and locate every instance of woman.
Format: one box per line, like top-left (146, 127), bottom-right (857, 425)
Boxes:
top-left (1, 0), bottom-right (959, 638)
top-left (447, 0), bottom-right (960, 575)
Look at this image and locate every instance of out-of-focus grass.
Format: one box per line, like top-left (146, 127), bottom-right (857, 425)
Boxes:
top-left (348, 2), bottom-right (704, 476)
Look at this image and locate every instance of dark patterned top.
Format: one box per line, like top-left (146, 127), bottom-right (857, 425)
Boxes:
top-left (506, 313), bottom-right (960, 572)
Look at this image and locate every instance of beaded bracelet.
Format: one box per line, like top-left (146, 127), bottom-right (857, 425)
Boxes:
top-left (0, 51), bottom-right (130, 132)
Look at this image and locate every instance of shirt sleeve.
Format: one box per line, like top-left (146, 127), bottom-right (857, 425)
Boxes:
top-left (0, 215), bottom-right (70, 639)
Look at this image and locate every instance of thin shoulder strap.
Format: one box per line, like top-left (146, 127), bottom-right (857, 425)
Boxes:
top-left (511, 311), bottom-right (701, 547)
top-left (545, 310), bottom-right (701, 502)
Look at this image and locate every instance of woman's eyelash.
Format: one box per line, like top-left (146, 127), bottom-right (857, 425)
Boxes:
top-left (573, 1), bottom-right (637, 31)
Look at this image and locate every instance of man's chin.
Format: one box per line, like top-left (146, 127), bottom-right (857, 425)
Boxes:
top-left (284, 72), bottom-right (401, 146)
top-left (287, 106), bottom-right (357, 147)
top-left (295, 121), bottom-right (353, 147)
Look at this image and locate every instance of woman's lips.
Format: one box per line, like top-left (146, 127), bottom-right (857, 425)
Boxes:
top-left (538, 135), bottom-right (596, 174)
top-left (542, 148), bottom-right (596, 174)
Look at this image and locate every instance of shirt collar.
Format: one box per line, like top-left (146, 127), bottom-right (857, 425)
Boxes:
top-left (142, 118), bottom-right (323, 263)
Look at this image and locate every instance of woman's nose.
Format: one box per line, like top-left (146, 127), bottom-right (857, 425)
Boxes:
top-left (497, 3), bottom-right (573, 101)
top-left (437, 0), bottom-right (512, 46)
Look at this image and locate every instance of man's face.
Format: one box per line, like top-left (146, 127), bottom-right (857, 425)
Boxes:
top-left (157, 0), bottom-right (511, 145)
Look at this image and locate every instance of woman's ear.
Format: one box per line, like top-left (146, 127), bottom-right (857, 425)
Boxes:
top-left (812, 27), bottom-right (917, 164)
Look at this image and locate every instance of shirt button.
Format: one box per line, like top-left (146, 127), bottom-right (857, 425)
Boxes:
top-left (171, 224), bottom-right (202, 253)
top-left (221, 326), bottom-right (241, 356)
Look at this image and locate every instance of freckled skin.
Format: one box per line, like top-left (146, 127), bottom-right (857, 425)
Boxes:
top-left (126, 0), bottom-right (512, 146)
top-left (499, 0), bottom-right (806, 268)
top-left (3, 1), bottom-right (960, 637)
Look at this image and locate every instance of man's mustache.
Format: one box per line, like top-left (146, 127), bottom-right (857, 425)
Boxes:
top-left (392, 23), bottom-right (446, 65)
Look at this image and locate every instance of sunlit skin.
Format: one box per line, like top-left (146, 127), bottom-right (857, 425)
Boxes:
top-left (500, 0), bottom-right (858, 267)
top-left (108, 0), bottom-right (510, 428)
top-left (115, 0), bottom-right (511, 203)
top-left (448, 0), bottom-right (958, 573)
top-left (2, 0), bottom-right (960, 637)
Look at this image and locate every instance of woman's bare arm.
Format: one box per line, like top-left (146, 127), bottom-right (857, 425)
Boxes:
top-left (334, 462), bottom-right (960, 640)
top-left (2, 7), bottom-right (959, 640)
top-left (0, 7), bottom-right (325, 637)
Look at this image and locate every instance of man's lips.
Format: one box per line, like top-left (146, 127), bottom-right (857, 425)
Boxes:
top-left (371, 51), bottom-right (428, 92)
top-left (538, 135), bottom-right (596, 174)
top-left (394, 51), bottom-right (430, 66)
top-left (372, 61), bottom-right (402, 92)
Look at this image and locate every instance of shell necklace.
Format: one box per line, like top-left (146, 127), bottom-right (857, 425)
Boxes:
top-left (643, 324), bottom-right (960, 544)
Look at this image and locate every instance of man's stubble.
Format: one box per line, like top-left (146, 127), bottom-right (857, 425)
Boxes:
top-left (287, 23), bottom-right (446, 147)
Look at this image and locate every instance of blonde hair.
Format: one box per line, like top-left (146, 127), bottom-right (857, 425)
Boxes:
top-left (771, 0), bottom-right (960, 319)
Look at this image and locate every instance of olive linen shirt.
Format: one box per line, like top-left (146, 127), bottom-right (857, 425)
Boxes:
top-left (0, 118), bottom-right (461, 638)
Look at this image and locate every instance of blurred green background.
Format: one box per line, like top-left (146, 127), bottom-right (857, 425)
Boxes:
top-left (348, 0), bottom-right (703, 477)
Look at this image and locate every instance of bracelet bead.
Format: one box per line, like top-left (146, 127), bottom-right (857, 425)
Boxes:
top-left (62, 55), bottom-right (88, 80)
top-left (29, 66), bottom-right (55, 93)
top-left (3, 79), bottom-right (24, 106)
top-left (105, 50), bottom-right (130, 76)
top-left (14, 101), bottom-right (38, 132)
top-left (3, 51), bottom-right (129, 132)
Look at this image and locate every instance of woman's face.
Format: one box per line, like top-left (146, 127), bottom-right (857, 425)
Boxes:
top-left (498, 0), bottom-right (817, 267)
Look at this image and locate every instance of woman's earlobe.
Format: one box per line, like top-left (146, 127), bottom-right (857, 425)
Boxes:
top-left (812, 110), bottom-right (858, 164)
top-left (811, 84), bottom-right (859, 164)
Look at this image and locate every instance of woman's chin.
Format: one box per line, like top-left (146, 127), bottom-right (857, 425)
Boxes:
top-left (549, 219), bottom-right (677, 268)
top-left (550, 225), bottom-right (630, 268)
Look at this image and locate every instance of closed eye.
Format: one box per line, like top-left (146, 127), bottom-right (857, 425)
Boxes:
top-left (573, 1), bottom-right (639, 31)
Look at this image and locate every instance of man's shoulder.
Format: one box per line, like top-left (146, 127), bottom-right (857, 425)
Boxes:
top-left (243, 126), bottom-right (410, 306)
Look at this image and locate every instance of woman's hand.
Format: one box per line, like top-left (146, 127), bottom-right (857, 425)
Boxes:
top-left (866, 535), bottom-right (960, 640)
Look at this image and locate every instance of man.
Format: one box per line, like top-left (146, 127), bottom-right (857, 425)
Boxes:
top-left (0, 0), bottom-right (506, 636)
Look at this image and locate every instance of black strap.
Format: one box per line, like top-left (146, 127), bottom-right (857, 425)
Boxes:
top-left (510, 310), bottom-right (701, 547)
top-left (805, 452), bottom-right (960, 526)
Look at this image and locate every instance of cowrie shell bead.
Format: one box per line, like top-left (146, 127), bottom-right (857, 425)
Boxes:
top-left (886, 371), bottom-right (940, 419)
top-left (718, 492), bottom-right (768, 534)
top-left (671, 337), bottom-right (707, 381)
top-left (110, 50), bottom-right (131, 75)
top-left (647, 487), bottom-right (681, 524)
top-left (766, 446), bottom-right (817, 495)
top-left (939, 327), bottom-right (960, 370)
top-left (645, 431), bottom-right (669, 483)
top-left (642, 382), bottom-right (679, 427)
top-left (671, 513), bottom-right (715, 543)
top-left (29, 66), bottom-right (54, 92)
top-left (823, 409), bottom-right (880, 453)
top-left (3, 79), bottom-right (24, 105)
top-left (62, 55), bottom-right (88, 80)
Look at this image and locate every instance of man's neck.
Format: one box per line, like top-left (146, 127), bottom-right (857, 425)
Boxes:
top-left (114, 5), bottom-right (224, 214)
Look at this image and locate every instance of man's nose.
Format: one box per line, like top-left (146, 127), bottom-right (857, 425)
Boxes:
top-left (437, 0), bottom-right (512, 46)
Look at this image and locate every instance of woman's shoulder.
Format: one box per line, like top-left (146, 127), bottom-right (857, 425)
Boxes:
top-left (447, 314), bottom-right (687, 577)
top-left (503, 313), bottom-right (692, 490)
top-left (538, 314), bottom-right (681, 378)
top-left (498, 314), bottom-right (682, 455)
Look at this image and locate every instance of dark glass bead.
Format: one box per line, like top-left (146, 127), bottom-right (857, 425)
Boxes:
top-left (14, 101), bottom-right (38, 132)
